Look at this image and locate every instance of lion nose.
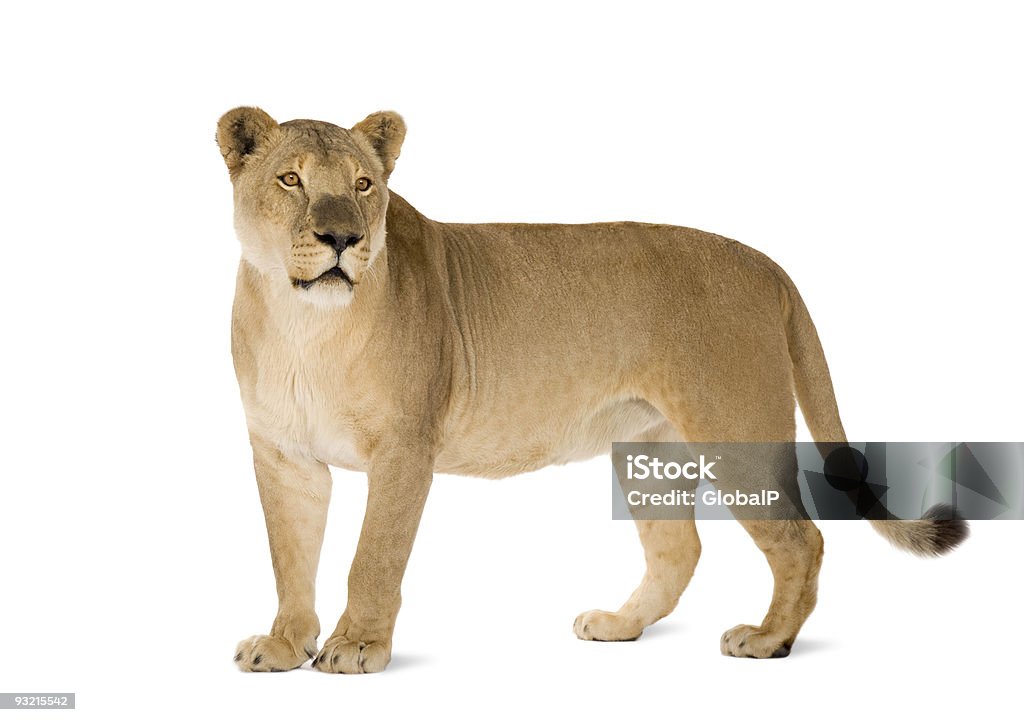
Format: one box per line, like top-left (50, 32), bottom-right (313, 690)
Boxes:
top-left (314, 230), bottom-right (364, 252)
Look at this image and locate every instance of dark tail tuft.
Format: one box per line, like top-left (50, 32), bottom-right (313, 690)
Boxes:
top-left (870, 503), bottom-right (969, 557)
top-left (921, 503), bottom-right (970, 555)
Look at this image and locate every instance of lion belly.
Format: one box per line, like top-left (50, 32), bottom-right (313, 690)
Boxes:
top-left (434, 397), bottom-right (669, 478)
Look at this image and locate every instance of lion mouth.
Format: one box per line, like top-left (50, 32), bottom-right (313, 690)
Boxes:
top-left (292, 266), bottom-right (354, 290)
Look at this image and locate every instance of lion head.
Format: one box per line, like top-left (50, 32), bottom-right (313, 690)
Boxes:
top-left (216, 107), bottom-right (406, 307)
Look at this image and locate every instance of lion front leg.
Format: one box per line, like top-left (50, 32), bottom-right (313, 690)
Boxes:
top-left (313, 443), bottom-right (433, 674)
top-left (235, 435), bottom-right (331, 672)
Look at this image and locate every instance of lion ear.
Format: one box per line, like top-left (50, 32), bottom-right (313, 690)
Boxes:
top-left (216, 107), bottom-right (279, 178)
top-left (351, 111), bottom-right (406, 181)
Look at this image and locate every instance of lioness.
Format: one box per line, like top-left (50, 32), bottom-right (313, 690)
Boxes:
top-left (217, 107), bottom-right (967, 673)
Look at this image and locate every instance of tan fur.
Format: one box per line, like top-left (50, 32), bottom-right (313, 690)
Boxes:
top-left (217, 108), bottom-right (964, 672)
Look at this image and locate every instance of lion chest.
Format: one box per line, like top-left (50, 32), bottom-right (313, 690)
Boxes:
top-left (243, 349), bottom-right (369, 472)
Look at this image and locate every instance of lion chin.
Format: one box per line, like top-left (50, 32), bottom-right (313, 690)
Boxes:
top-left (288, 267), bottom-right (356, 307)
top-left (294, 280), bottom-right (355, 309)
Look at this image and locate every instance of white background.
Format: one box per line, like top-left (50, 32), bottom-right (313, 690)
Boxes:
top-left (1, 1), bottom-right (1021, 720)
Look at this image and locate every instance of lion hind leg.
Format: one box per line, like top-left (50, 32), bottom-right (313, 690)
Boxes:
top-left (720, 518), bottom-right (823, 658)
top-left (650, 378), bottom-right (822, 658)
top-left (575, 519), bottom-right (701, 641)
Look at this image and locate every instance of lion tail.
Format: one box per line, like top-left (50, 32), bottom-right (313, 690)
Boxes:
top-left (778, 269), bottom-right (969, 556)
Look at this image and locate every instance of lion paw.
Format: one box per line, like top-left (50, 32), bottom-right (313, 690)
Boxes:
top-left (720, 624), bottom-right (791, 658)
top-left (234, 634), bottom-right (317, 672)
top-left (312, 636), bottom-right (390, 674)
top-left (573, 609), bottom-right (643, 641)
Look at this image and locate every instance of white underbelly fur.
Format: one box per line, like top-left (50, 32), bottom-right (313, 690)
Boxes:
top-left (435, 397), bottom-right (669, 477)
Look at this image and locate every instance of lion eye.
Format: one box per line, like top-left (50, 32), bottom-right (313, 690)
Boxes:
top-left (355, 177), bottom-right (373, 192)
top-left (279, 172), bottom-right (301, 188)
